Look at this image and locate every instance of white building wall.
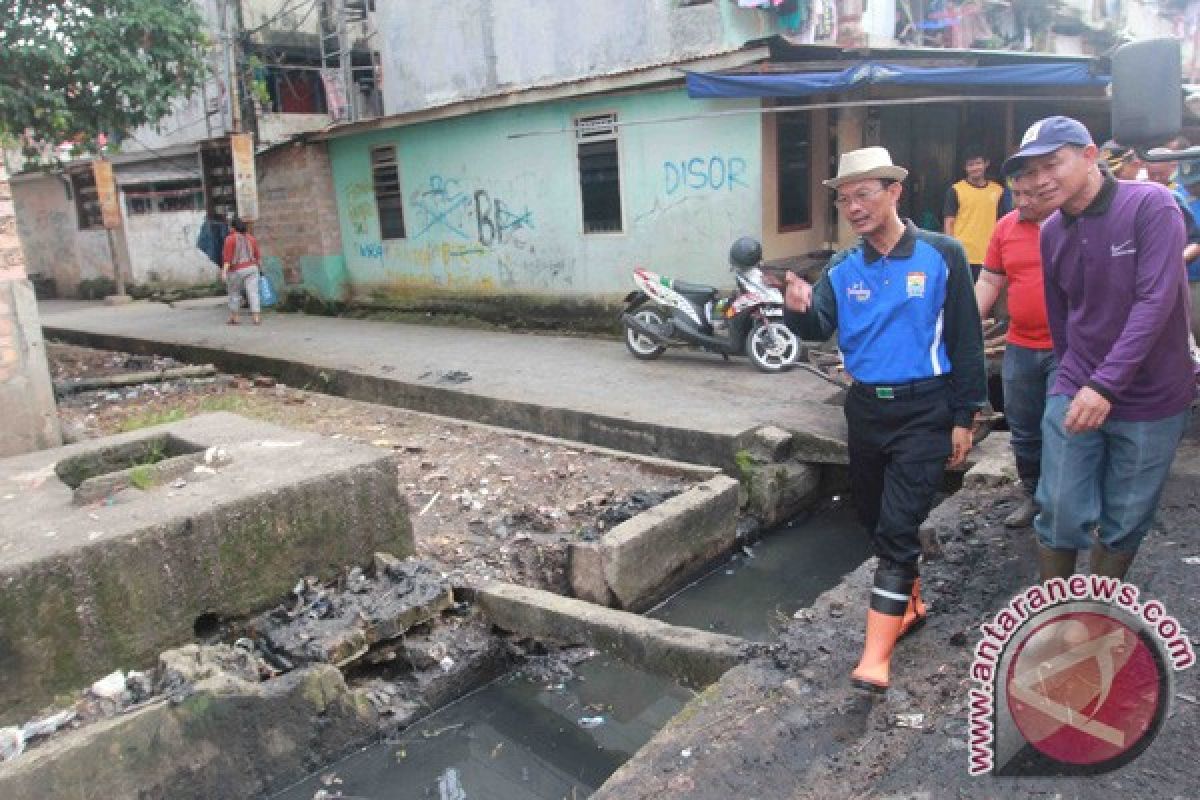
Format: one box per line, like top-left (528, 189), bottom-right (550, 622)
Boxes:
top-left (122, 210), bottom-right (217, 286)
top-left (377, 0), bottom-right (780, 114)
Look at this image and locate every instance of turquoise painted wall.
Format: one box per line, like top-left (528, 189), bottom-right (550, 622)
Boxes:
top-left (328, 88), bottom-right (762, 303)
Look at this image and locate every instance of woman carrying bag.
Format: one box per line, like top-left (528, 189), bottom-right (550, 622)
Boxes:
top-left (221, 217), bottom-right (262, 326)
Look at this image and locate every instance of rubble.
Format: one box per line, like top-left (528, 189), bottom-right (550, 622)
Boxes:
top-left (48, 342), bottom-right (697, 595)
top-left (252, 559), bottom-right (454, 668)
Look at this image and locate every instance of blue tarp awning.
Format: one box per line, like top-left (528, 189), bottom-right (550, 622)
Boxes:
top-left (685, 61), bottom-right (1110, 98)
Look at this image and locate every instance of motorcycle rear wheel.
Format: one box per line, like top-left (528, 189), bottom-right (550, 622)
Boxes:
top-left (746, 320), bottom-right (799, 372)
top-left (625, 308), bottom-right (668, 360)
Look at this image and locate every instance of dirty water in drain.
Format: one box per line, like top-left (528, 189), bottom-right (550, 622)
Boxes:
top-left (648, 497), bottom-right (871, 641)
top-left (272, 499), bottom-right (869, 799)
top-left (270, 656), bottom-right (692, 800)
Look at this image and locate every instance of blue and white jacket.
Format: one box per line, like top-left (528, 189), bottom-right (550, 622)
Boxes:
top-left (785, 220), bottom-right (987, 427)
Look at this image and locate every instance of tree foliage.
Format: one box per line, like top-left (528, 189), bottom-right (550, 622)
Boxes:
top-left (0, 0), bottom-right (209, 154)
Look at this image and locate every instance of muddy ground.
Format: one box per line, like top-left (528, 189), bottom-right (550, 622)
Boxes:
top-left (48, 342), bottom-right (694, 594)
top-left (596, 422), bottom-right (1200, 800)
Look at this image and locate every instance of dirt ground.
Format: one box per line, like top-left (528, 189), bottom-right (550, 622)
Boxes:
top-left (48, 342), bottom-right (694, 594)
top-left (597, 422), bottom-right (1200, 800)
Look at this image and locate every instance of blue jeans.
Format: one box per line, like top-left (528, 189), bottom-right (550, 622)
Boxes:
top-left (1034, 394), bottom-right (1188, 553)
top-left (1001, 344), bottom-right (1058, 493)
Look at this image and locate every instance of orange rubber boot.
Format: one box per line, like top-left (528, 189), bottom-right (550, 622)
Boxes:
top-left (898, 578), bottom-right (927, 639)
top-left (851, 609), bottom-right (907, 694)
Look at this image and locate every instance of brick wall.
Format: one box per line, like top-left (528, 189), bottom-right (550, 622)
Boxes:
top-left (254, 141), bottom-right (343, 287)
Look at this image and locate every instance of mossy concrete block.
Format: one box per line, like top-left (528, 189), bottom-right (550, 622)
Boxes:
top-left (569, 475), bottom-right (739, 612)
top-left (0, 412), bottom-right (413, 723)
top-left (744, 461), bottom-right (822, 528)
top-left (0, 660), bottom-right (377, 800)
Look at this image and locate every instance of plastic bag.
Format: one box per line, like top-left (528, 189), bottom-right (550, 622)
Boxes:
top-left (259, 274), bottom-right (278, 307)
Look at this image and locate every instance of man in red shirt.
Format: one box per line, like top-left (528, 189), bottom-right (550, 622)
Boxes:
top-left (975, 171), bottom-right (1057, 527)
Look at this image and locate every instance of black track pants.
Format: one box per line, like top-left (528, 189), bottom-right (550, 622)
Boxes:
top-left (845, 383), bottom-right (953, 567)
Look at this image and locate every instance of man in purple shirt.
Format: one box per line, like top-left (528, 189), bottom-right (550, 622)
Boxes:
top-left (1002, 116), bottom-right (1194, 581)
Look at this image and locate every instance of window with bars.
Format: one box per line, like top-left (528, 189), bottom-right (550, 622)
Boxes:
top-left (125, 181), bottom-right (205, 215)
top-left (70, 170), bottom-right (104, 230)
top-left (371, 145), bottom-right (406, 240)
top-left (576, 113), bottom-right (623, 233)
top-left (777, 111), bottom-right (813, 231)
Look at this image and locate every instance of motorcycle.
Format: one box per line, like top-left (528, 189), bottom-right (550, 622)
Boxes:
top-left (619, 237), bottom-right (801, 373)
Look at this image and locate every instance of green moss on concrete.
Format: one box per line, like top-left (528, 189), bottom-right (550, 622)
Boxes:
top-left (0, 568), bottom-right (86, 722)
top-left (734, 449), bottom-right (756, 484)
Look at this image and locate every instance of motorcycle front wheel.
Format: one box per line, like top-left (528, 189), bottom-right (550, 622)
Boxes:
top-left (624, 308), bottom-right (668, 360)
top-left (746, 320), bottom-right (800, 372)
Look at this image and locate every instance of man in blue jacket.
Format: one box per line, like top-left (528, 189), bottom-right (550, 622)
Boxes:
top-left (1002, 117), bottom-right (1195, 581)
top-left (783, 146), bottom-right (987, 693)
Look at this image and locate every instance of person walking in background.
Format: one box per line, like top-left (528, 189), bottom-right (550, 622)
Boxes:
top-left (222, 217), bottom-right (262, 326)
top-left (975, 171), bottom-right (1056, 529)
top-left (782, 146), bottom-right (987, 694)
top-left (944, 148), bottom-right (1006, 280)
top-left (1002, 116), bottom-right (1194, 582)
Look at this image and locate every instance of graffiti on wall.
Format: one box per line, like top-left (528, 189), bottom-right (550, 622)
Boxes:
top-left (348, 169), bottom-right (565, 290)
top-left (405, 175), bottom-right (535, 250)
top-left (473, 189), bottom-right (534, 247)
top-left (664, 156), bottom-right (748, 195)
top-left (345, 181), bottom-right (377, 236)
top-left (412, 176), bottom-right (471, 239)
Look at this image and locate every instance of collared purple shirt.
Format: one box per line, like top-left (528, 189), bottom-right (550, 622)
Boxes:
top-left (1040, 176), bottom-right (1196, 421)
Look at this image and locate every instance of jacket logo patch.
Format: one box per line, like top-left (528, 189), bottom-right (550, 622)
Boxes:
top-left (847, 281), bottom-right (871, 303)
top-left (1110, 240), bottom-right (1136, 257)
top-left (906, 272), bottom-right (926, 298)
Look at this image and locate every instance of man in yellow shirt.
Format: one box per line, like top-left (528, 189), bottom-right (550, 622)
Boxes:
top-left (943, 149), bottom-right (1006, 279)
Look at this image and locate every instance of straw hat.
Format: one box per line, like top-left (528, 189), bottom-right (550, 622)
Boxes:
top-left (823, 146), bottom-right (909, 189)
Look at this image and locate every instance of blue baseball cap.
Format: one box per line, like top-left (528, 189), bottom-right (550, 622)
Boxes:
top-left (1002, 116), bottom-right (1095, 176)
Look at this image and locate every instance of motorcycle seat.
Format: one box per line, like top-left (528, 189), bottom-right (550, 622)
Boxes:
top-left (673, 280), bottom-right (719, 299)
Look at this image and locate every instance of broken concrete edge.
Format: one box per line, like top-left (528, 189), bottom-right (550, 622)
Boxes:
top-left (42, 327), bottom-right (851, 470)
top-left (0, 412), bottom-right (414, 723)
top-left (962, 430), bottom-right (1016, 489)
top-left (569, 475), bottom-right (739, 612)
top-left (0, 662), bottom-right (379, 800)
top-left (475, 581), bottom-right (751, 689)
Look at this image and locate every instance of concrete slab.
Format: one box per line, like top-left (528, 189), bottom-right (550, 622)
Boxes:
top-left (38, 300), bottom-right (849, 470)
top-left (0, 412), bottom-right (412, 723)
top-left (475, 581), bottom-right (747, 688)
top-left (570, 475), bottom-right (740, 611)
top-left (0, 653), bottom-right (377, 800)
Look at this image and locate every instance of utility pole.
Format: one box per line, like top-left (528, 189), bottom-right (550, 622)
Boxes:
top-left (222, 0), bottom-right (242, 133)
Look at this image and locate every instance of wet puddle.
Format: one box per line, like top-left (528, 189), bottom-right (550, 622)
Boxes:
top-left (270, 657), bottom-right (692, 800)
top-left (648, 498), bottom-right (871, 640)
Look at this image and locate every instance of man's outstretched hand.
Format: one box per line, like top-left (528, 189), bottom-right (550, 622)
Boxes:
top-left (783, 271), bottom-right (813, 313)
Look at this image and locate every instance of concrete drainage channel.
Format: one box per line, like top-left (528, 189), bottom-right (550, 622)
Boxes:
top-left (0, 399), bottom-right (874, 798)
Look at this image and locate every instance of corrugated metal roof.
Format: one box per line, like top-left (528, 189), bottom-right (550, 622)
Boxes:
top-left (311, 46), bottom-right (772, 141)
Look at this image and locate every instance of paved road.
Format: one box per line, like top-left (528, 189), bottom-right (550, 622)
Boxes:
top-left (38, 299), bottom-right (848, 468)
